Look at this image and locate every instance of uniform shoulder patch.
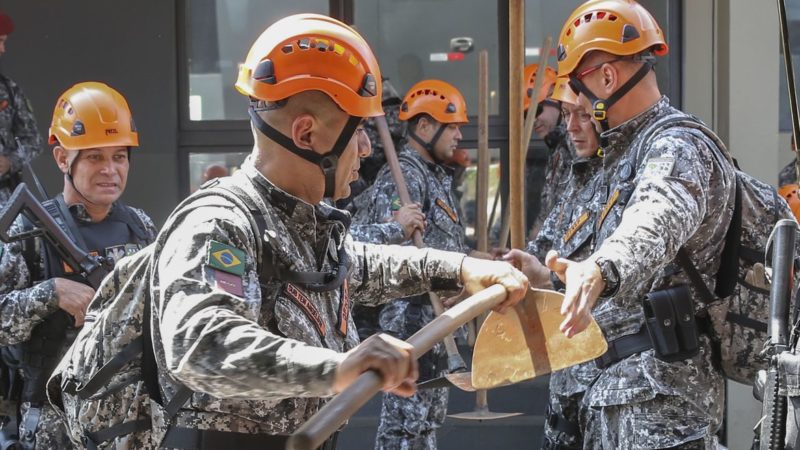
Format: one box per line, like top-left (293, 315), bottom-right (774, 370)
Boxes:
top-left (642, 156), bottom-right (675, 178)
top-left (390, 196), bottom-right (402, 212)
top-left (207, 240), bottom-right (246, 276)
top-left (435, 198), bottom-right (458, 223)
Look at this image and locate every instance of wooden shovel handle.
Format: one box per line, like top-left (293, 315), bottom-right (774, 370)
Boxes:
top-left (375, 116), bottom-right (463, 362)
top-left (286, 284), bottom-right (508, 450)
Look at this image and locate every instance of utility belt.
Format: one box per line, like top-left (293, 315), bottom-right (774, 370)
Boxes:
top-left (594, 285), bottom-right (710, 369)
top-left (161, 427), bottom-right (339, 450)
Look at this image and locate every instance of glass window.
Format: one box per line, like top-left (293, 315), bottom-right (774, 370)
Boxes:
top-left (779, 3), bottom-right (800, 133)
top-left (188, 152), bottom-right (249, 192)
top-left (354, 0), bottom-right (501, 115)
top-left (185, 0), bottom-right (328, 121)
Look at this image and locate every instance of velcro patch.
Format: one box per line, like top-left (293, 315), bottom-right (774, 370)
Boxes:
top-left (284, 283), bottom-right (326, 337)
top-left (213, 269), bottom-right (244, 297)
top-left (563, 212), bottom-right (589, 243)
top-left (207, 240), bottom-right (246, 276)
top-left (642, 156), bottom-right (675, 178)
top-left (598, 189), bottom-right (621, 230)
top-left (435, 198), bottom-right (458, 222)
top-left (336, 280), bottom-right (350, 336)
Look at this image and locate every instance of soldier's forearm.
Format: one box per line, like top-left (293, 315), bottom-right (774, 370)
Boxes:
top-left (0, 279), bottom-right (59, 345)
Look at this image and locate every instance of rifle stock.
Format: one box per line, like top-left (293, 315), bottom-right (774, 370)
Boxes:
top-left (0, 183), bottom-right (107, 289)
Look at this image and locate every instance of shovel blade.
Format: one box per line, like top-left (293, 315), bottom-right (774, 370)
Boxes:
top-left (471, 288), bottom-right (608, 389)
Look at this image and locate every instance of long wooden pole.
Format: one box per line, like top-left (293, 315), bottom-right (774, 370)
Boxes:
top-left (374, 117), bottom-right (466, 371)
top-left (508, 0), bottom-right (525, 249)
top-left (477, 49), bottom-right (490, 255)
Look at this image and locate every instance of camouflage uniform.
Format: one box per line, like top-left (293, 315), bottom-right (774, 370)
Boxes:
top-left (0, 200), bottom-right (156, 450)
top-left (779, 159), bottom-right (796, 186)
top-left (352, 146), bottom-right (470, 450)
top-left (149, 161), bottom-right (465, 447)
top-left (0, 75), bottom-right (44, 205)
top-left (549, 97), bottom-right (733, 449)
top-left (529, 124), bottom-right (574, 237)
top-left (525, 154), bottom-right (603, 449)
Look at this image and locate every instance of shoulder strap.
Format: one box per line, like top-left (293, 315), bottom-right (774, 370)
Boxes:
top-left (112, 204), bottom-right (150, 244)
top-left (49, 195), bottom-right (89, 251)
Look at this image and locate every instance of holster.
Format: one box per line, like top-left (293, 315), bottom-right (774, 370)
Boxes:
top-left (642, 285), bottom-right (700, 362)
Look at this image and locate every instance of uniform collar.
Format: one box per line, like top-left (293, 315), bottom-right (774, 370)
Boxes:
top-left (241, 159), bottom-right (351, 229)
top-left (599, 96), bottom-right (671, 164)
top-left (401, 144), bottom-right (455, 178)
top-left (66, 200), bottom-right (117, 224)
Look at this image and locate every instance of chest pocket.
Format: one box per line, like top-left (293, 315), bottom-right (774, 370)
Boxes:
top-left (274, 283), bottom-right (328, 348)
top-left (428, 197), bottom-right (464, 251)
top-left (595, 183), bottom-right (635, 247)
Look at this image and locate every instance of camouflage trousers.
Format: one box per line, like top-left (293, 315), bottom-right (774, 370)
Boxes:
top-left (19, 402), bottom-right (74, 450)
top-left (375, 387), bottom-right (448, 450)
top-left (542, 391), bottom-right (718, 450)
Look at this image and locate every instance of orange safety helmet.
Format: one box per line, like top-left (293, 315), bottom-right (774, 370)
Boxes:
top-left (235, 13), bottom-right (382, 118)
top-left (445, 148), bottom-right (471, 168)
top-left (523, 64), bottom-right (557, 111)
top-left (49, 82), bottom-right (138, 151)
top-left (0, 12), bottom-right (13, 35)
top-left (551, 76), bottom-right (578, 105)
top-left (399, 80), bottom-right (468, 124)
top-left (556, 0), bottom-right (668, 77)
top-left (780, 184), bottom-right (800, 222)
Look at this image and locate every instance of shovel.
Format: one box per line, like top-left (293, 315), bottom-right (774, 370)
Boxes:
top-left (471, 288), bottom-right (608, 390)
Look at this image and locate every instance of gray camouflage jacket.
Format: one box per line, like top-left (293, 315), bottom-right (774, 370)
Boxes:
top-left (0, 74), bottom-right (43, 203)
top-left (580, 97), bottom-right (732, 422)
top-left (150, 161), bottom-right (465, 435)
top-left (0, 202), bottom-right (156, 345)
top-left (531, 125), bottom-right (574, 234)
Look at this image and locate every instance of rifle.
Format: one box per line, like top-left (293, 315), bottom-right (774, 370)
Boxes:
top-left (757, 219), bottom-right (797, 449)
top-left (0, 183), bottom-right (110, 289)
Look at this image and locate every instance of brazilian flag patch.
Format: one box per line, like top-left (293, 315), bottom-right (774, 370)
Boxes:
top-left (390, 196), bottom-right (402, 212)
top-left (207, 240), bottom-right (246, 276)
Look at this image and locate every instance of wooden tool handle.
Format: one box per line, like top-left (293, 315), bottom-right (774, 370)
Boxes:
top-left (375, 116), bottom-right (463, 365)
top-left (286, 284), bottom-right (508, 450)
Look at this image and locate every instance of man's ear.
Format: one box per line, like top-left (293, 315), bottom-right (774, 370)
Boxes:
top-left (290, 113), bottom-right (316, 152)
top-left (52, 146), bottom-right (70, 174)
top-left (600, 63), bottom-right (618, 96)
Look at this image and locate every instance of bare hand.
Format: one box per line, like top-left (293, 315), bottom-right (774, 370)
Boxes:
top-left (333, 333), bottom-right (419, 397)
top-left (0, 155), bottom-right (11, 176)
top-left (489, 247), bottom-right (509, 260)
top-left (53, 278), bottom-right (95, 327)
top-left (502, 249), bottom-right (551, 288)
top-left (392, 203), bottom-right (426, 239)
top-left (545, 250), bottom-right (605, 338)
top-left (459, 257), bottom-right (529, 313)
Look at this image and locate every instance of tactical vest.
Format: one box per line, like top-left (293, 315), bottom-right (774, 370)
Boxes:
top-left (13, 195), bottom-right (151, 405)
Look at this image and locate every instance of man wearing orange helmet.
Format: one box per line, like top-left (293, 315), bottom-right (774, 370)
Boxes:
top-left (525, 64), bottom-right (574, 238)
top-left (507, 1), bottom-right (735, 448)
top-left (0, 82), bottom-right (156, 449)
top-left (351, 79), bottom-right (476, 450)
top-left (0, 11), bottom-right (44, 207)
top-left (142, 15), bottom-right (526, 450)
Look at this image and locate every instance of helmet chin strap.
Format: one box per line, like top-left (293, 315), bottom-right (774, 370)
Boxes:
top-left (248, 106), bottom-right (361, 198)
top-left (568, 58), bottom-right (654, 132)
top-left (408, 122), bottom-right (448, 164)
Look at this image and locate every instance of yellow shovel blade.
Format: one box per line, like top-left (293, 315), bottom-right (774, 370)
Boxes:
top-left (471, 288), bottom-right (608, 389)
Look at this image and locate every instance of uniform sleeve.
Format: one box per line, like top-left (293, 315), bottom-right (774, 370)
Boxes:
top-left (0, 220), bottom-right (59, 345)
top-left (131, 207), bottom-right (159, 243)
top-left (346, 236), bottom-right (465, 306)
top-left (153, 204), bottom-right (343, 400)
top-left (6, 81), bottom-right (43, 173)
top-left (349, 221), bottom-right (405, 245)
top-left (590, 131), bottom-right (729, 295)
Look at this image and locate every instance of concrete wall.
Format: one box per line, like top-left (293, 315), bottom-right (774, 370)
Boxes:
top-left (3, 0), bottom-right (180, 226)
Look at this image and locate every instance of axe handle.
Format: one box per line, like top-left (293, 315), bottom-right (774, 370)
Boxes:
top-left (477, 49), bottom-right (490, 254)
top-left (375, 116), bottom-right (465, 366)
top-left (508, 0), bottom-right (525, 249)
top-left (287, 284), bottom-right (508, 450)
